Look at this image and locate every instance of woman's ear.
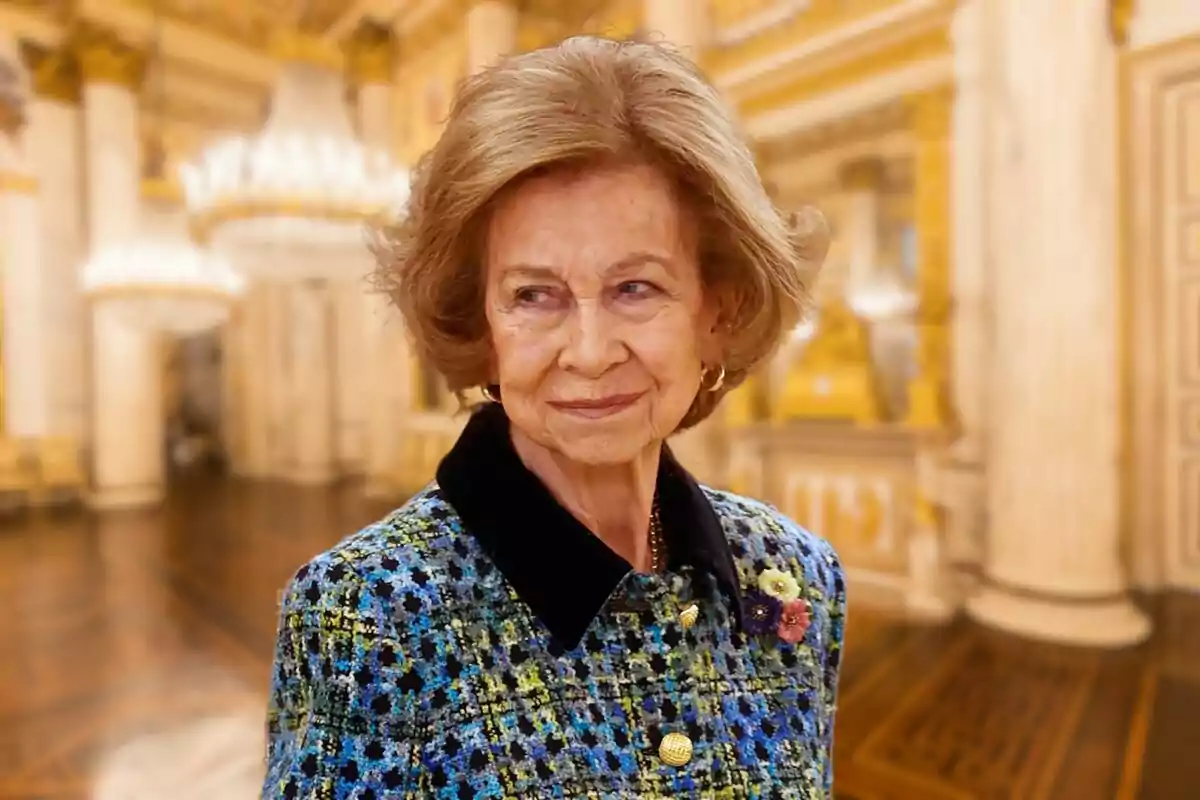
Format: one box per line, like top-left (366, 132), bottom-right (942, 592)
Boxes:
top-left (699, 293), bottom-right (731, 366)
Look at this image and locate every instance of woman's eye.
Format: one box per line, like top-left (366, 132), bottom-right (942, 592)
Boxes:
top-left (514, 286), bottom-right (557, 307)
top-left (616, 280), bottom-right (656, 298)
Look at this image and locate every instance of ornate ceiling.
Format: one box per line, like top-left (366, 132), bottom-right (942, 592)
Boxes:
top-left (125, 0), bottom-right (358, 49)
top-left (0, 0), bottom-right (644, 181)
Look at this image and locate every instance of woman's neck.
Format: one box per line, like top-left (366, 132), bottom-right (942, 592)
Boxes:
top-left (510, 428), bottom-right (661, 572)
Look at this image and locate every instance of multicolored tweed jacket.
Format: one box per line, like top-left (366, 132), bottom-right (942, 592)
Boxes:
top-left (264, 403), bottom-right (846, 799)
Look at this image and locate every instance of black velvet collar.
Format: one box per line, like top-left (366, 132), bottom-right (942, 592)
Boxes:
top-left (435, 402), bottom-right (744, 650)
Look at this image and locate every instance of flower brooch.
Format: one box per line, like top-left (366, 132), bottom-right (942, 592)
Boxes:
top-left (744, 568), bottom-right (811, 644)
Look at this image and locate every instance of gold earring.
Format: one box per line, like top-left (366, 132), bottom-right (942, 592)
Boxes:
top-left (482, 384), bottom-right (501, 403)
top-left (706, 365), bottom-right (726, 393)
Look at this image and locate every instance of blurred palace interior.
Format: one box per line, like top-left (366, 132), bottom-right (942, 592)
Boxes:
top-left (1, 1), bottom-right (1199, 798)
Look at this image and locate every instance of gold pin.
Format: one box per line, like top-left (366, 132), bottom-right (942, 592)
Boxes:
top-left (679, 603), bottom-right (699, 630)
top-left (659, 732), bottom-right (694, 767)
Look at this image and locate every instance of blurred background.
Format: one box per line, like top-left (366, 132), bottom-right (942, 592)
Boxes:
top-left (0, 0), bottom-right (1198, 798)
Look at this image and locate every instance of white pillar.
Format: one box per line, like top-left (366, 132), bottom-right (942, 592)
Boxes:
top-left (940, 0), bottom-right (989, 568)
top-left (264, 282), bottom-right (292, 475)
top-left (967, 0), bottom-right (1150, 646)
top-left (0, 37), bottom-right (47, 440)
top-left (466, 0), bottom-right (518, 75)
top-left (289, 281), bottom-right (334, 484)
top-left (1129, 0), bottom-right (1200, 49)
top-left (345, 23), bottom-right (412, 496)
top-left (0, 181), bottom-right (44, 438)
top-left (239, 284), bottom-right (273, 478)
top-left (78, 30), bottom-right (164, 509)
top-left (332, 281), bottom-right (365, 473)
top-left (26, 61), bottom-right (86, 443)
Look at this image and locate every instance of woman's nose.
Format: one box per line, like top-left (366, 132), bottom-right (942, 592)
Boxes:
top-left (557, 300), bottom-right (628, 378)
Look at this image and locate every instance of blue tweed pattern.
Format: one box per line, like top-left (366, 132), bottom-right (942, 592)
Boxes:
top-left (264, 484), bottom-right (846, 799)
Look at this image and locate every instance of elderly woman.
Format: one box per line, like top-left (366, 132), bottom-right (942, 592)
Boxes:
top-left (265, 35), bottom-right (844, 799)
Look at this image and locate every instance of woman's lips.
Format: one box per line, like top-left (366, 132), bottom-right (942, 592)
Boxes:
top-left (548, 392), bottom-right (645, 418)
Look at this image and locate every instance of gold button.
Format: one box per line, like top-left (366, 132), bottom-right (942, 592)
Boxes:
top-left (679, 603), bottom-right (699, 629)
top-left (659, 732), bottom-right (693, 767)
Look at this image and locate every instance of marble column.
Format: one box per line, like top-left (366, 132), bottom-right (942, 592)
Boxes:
top-left (465, 0), bottom-right (518, 75)
top-left (941, 0), bottom-right (988, 568)
top-left (264, 282), bottom-right (293, 476)
top-left (332, 280), bottom-right (366, 474)
top-left (966, 0), bottom-right (1150, 646)
top-left (288, 281), bottom-right (334, 484)
top-left (24, 45), bottom-right (86, 444)
top-left (77, 26), bottom-right (164, 509)
top-left (346, 22), bottom-right (410, 497)
top-left (0, 36), bottom-right (46, 440)
top-left (1128, 0), bottom-right (1200, 49)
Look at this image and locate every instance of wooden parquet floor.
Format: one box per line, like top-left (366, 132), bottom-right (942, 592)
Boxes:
top-left (0, 472), bottom-right (1197, 799)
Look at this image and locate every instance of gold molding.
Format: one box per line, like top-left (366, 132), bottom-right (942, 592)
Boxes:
top-left (0, 171), bottom-right (39, 195)
top-left (344, 19), bottom-right (397, 87)
top-left (269, 30), bottom-right (344, 72)
top-left (0, 98), bottom-right (24, 139)
top-left (839, 157), bottom-right (887, 191)
top-left (1110, 0), bottom-right (1135, 47)
top-left (709, 0), bottom-right (954, 86)
top-left (904, 84), bottom-right (955, 430)
top-left (733, 26), bottom-right (952, 119)
top-left (140, 177), bottom-right (183, 205)
top-left (70, 22), bottom-right (146, 89)
top-left (20, 42), bottom-right (81, 104)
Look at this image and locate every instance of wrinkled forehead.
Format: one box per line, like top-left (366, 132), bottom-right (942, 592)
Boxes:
top-left (483, 161), bottom-right (699, 280)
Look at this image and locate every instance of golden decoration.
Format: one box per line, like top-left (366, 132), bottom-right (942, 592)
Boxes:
top-left (721, 26), bottom-right (952, 117)
top-left (0, 171), bottom-right (38, 195)
top-left (344, 20), bottom-right (396, 87)
top-left (140, 177), bottom-right (183, 205)
top-left (1109, 0), bottom-right (1135, 46)
top-left (708, 0), bottom-right (949, 81)
top-left (0, 84), bottom-right (24, 138)
top-left (20, 43), bottom-right (80, 104)
top-left (839, 158), bottom-right (886, 192)
top-left (70, 24), bottom-right (146, 89)
top-left (679, 603), bottom-right (700, 629)
top-left (269, 30), bottom-right (343, 72)
top-left (775, 298), bottom-right (886, 424)
top-left (658, 732), bottom-right (694, 767)
top-left (904, 85), bottom-right (955, 429)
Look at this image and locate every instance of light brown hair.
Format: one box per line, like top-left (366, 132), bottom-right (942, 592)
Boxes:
top-left (372, 35), bottom-right (827, 429)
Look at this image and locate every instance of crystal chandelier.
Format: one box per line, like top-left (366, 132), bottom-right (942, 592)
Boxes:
top-left (180, 57), bottom-right (409, 281)
top-left (81, 241), bottom-right (245, 335)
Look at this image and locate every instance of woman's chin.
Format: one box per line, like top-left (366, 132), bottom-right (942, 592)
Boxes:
top-left (540, 429), bottom-right (662, 465)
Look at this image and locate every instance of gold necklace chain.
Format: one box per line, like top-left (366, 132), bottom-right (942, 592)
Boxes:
top-left (649, 498), bottom-right (667, 574)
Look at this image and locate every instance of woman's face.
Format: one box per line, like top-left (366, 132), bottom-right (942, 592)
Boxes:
top-left (484, 162), bottom-right (719, 466)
